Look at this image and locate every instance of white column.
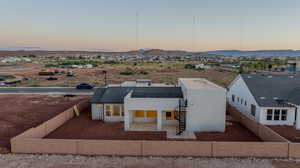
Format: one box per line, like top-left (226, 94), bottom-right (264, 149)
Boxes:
top-left (125, 110), bottom-right (130, 131)
top-left (157, 110), bottom-right (163, 131)
top-left (296, 107), bottom-right (300, 130)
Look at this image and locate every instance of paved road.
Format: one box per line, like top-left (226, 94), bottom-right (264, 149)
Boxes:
top-left (0, 87), bottom-right (96, 95)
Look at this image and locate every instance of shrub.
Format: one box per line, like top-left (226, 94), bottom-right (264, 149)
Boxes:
top-left (184, 64), bottom-right (195, 69)
top-left (139, 70), bottom-right (148, 75)
top-left (120, 68), bottom-right (135, 75)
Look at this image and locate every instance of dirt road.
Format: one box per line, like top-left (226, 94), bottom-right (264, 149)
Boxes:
top-left (1, 154), bottom-right (296, 168)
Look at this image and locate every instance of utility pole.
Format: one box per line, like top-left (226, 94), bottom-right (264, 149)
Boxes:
top-left (102, 70), bottom-right (107, 86)
top-left (136, 11), bottom-right (139, 50)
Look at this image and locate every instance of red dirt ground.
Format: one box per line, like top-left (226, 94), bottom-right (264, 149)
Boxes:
top-left (0, 94), bottom-right (89, 150)
top-left (268, 125), bottom-right (300, 142)
top-left (195, 120), bottom-right (262, 142)
top-left (45, 111), bottom-right (167, 140)
top-left (46, 111), bottom-right (261, 142)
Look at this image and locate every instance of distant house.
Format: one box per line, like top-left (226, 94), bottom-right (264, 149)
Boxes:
top-left (195, 64), bottom-right (211, 70)
top-left (228, 74), bottom-right (300, 130)
top-left (91, 78), bottom-right (226, 134)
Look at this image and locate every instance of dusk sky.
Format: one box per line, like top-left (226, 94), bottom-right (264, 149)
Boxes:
top-left (0, 0), bottom-right (299, 51)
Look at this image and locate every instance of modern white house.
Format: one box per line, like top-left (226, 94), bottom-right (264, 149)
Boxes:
top-left (91, 78), bottom-right (226, 135)
top-left (228, 74), bottom-right (300, 130)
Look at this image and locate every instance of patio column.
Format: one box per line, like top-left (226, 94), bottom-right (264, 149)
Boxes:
top-left (157, 110), bottom-right (163, 131)
top-left (125, 110), bottom-right (131, 131)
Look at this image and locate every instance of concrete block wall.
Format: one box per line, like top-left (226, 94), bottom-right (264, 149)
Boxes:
top-left (10, 101), bottom-right (300, 158)
top-left (228, 105), bottom-right (287, 142)
top-left (212, 142), bottom-right (289, 158)
top-left (11, 99), bottom-right (90, 153)
top-left (142, 141), bottom-right (212, 157)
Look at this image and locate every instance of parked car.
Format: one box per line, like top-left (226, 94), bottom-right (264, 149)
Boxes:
top-left (76, 83), bottom-right (94, 89)
top-left (46, 77), bottom-right (58, 81)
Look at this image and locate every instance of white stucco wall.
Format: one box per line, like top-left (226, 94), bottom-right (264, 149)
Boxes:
top-left (178, 79), bottom-right (226, 132)
top-left (227, 75), bottom-right (261, 121)
top-left (296, 106), bottom-right (300, 130)
top-left (124, 92), bottom-right (180, 130)
top-left (91, 104), bottom-right (103, 120)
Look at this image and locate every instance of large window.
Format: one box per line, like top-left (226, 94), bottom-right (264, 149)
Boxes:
top-left (251, 104), bottom-right (256, 116)
top-left (112, 105), bottom-right (120, 116)
top-left (105, 105), bottom-right (123, 117)
top-left (232, 95), bottom-right (235, 102)
top-left (281, 110), bottom-right (287, 121)
top-left (274, 109), bottom-right (280, 120)
top-left (105, 105), bottom-right (111, 116)
top-left (267, 109), bottom-right (273, 120)
top-left (135, 110), bottom-right (145, 118)
top-left (266, 109), bottom-right (288, 121)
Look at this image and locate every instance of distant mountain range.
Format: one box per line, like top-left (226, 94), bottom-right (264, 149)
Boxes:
top-left (204, 50), bottom-right (300, 57)
top-left (1, 47), bottom-right (300, 57)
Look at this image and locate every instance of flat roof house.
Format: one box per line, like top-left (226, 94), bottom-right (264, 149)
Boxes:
top-left (228, 74), bottom-right (300, 130)
top-left (91, 79), bottom-right (226, 135)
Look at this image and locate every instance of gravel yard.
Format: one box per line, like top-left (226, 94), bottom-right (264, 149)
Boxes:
top-left (1, 154), bottom-right (299, 168)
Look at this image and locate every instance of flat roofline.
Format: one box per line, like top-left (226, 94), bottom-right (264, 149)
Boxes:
top-left (179, 78), bottom-right (224, 90)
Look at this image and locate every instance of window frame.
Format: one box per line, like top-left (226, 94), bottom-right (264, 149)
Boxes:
top-left (281, 109), bottom-right (287, 121)
top-left (250, 104), bottom-right (256, 116)
top-left (274, 109), bottom-right (280, 121)
top-left (266, 109), bottom-right (273, 120)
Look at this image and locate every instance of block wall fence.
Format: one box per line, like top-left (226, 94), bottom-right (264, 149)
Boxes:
top-left (10, 102), bottom-right (300, 158)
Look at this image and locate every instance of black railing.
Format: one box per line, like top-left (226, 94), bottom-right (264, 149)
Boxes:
top-left (176, 99), bottom-right (187, 135)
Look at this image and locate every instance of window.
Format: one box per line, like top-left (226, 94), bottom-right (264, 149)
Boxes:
top-left (105, 105), bottom-right (111, 116)
top-left (135, 110), bottom-right (145, 118)
top-left (274, 109), bottom-right (280, 120)
top-left (241, 99), bottom-right (243, 105)
top-left (267, 109), bottom-right (273, 120)
top-left (166, 112), bottom-right (172, 119)
top-left (244, 101), bottom-right (247, 106)
top-left (121, 106), bottom-right (124, 116)
top-left (112, 105), bottom-right (120, 116)
top-left (146, 110), bottom-right (157, 118)
top-left (237, 97), bottom-right (240, 102)
top-left (232, 95), bottom-right (235, 102)
top-left (251, 104), bottom-right (256, 116)
top-left (165, 111), bottom-right (176, 120)
top-left (281, 109), bottom-right (287, 121)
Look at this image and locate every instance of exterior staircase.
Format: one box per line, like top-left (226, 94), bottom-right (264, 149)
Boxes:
top-left (176, 99), bottom-right (187, 135)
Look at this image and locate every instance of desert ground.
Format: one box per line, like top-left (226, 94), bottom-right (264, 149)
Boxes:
top-left (0, 61), bottom-right (237, 88)
top-left (0, 94), bottom-right (89, 151)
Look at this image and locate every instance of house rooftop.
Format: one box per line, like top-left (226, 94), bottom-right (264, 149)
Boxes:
top-left (240, 73), bottom-right (300, 107)
top-left (91, 86), bottom-right (183, 104)
top-left (179, 78), bottom-right (222, 89)
top-left (131, 87), bottom-right (183, 98)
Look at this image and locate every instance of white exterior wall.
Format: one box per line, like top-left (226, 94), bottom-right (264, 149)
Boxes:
top-left (178, 79), bottom-right (226, 132)
top-left (259, 107), bottom-right (295, 126)
top-left (227, 75), bottom-right (261, 121)
top-left (124, 93), bottom-right (180, 131)
top-left (91, 104), bottom-right (103, 120)
top-left (228, 75), bottom-right (296, 127)
top-left (296, 106), bottom-right (300, 130)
